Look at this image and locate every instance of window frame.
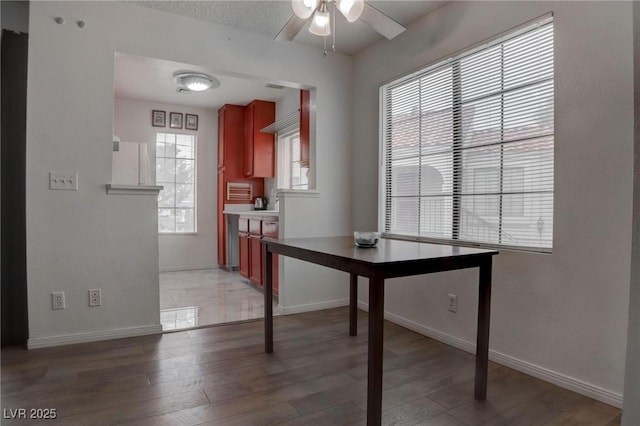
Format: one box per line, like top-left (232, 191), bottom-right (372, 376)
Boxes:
top-left (277, 127), bottom-right (309, 191)
top-left (156, 131), bottom-right (198, 235)
top-left (378, 14), bottom-right (554, 253)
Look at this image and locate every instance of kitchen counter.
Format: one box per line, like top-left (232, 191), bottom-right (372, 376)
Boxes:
top-left (223, 210), bottom-right (279, 216)
top-left (222, 210), bottom-right (279, 269)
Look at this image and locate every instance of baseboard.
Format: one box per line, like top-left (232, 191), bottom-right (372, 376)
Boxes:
top-left (159, 265), bottom-right (219, 273)
top-left (489, 348), bottom-right (623, 408)
top-left (27, 324), bottom-right (163, 349)
top-left (357, 301), bottom-right (622, 408)
top-left (283, 298), bottom-right (349, 315)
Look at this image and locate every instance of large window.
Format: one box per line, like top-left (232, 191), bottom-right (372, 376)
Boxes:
top-left (156, 133), bottom-right (196, 233)
top-left (381, 17), bottom-right (554, 251)
top-left (278, 129), bottom-right (309, 190)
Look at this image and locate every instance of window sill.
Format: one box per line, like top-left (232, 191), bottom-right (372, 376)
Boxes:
top-left (106, 184), bottom-right (163, 195)
top-left (159, 232), bottom-right (198, 236)
top-left (277, 189), bottom-right (320, 198)
top-left (382, 233), bottom-right (552, 254)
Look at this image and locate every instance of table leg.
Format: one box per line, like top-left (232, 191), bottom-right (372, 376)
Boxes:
top-left (264, 244), bottom-right (273, 354)
top-left (367, 274), bottom-right (384, 425)
top-left (475, 257), bottom-right (492, 399)
top-left (350, 273), bottom-right (358, 336)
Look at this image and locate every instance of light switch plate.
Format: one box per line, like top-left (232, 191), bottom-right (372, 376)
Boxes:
top-left (49, 172), bottom-right (78, 190)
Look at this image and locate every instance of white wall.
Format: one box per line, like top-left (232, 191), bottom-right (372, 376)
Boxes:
top-left (279, 190), bottom-right (351, 313)
top-left (276, 88), bottom-right (301, 121)
top-left (353, 1), bottom-right (633, 406)
top-left (622, 3), bottom-right (640, 423)
top-left (26, 1), bottom-right (352, 346)
top-left (114, 98), bottom-right (218, 272)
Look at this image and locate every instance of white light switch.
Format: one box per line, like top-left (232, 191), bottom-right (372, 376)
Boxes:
top-left (49, 172), bottom-right (78, 190)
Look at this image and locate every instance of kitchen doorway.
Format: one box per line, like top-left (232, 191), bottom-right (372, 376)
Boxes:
top-left (112, 53), bottom-right (297, 331)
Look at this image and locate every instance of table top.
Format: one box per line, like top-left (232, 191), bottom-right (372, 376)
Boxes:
top-left (263, 236), bottom-right (497, 265)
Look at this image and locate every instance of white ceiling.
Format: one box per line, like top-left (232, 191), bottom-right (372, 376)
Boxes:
top-left (117, 1), bottom-right (446, 109)
top-left (114, 53), bottom-right (299, 109)
top-left (131, 0), bottom-right (446, 55)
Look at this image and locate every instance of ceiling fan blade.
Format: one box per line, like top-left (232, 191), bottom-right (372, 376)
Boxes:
top-left (275, 15), bottom-right (308, 42)
top-left (359, 3), bottom-right (406, 40)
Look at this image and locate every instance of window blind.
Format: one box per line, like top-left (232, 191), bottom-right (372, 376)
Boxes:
top-left (381, 17), bottom-right (554, 251)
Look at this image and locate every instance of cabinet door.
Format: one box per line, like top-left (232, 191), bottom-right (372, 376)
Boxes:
top-left (222, 104), bottom-right (246, 181)
top-left (217, 108), bottom-right (225, 169)
top-left (300, 89), bottom-right (310, 167)
top-left (244, 101), bottom-right (275, 178)
top-left (249, 236), bottom-right (263, 286)
top-left (244, 103), bottom-right (255, 177)
top-left (239, 233), bottom-right (250, 279)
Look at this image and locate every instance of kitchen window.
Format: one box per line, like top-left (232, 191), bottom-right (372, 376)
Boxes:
top-left (278, 129), bottom-right (309, 190)
top-left (156, 132), bottom-right (196, 233)
top-left (380, 16), bottom-right (554, 251)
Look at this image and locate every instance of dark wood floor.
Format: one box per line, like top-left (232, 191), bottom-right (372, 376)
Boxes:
top-left (1, 307), bottom-right (620, 425)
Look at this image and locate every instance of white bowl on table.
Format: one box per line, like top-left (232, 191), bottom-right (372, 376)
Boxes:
top-left (354, 231), bottom-right (381, 248)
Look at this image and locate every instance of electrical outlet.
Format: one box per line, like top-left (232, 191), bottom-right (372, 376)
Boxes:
top-left (52, 292), bottom-right (65, 310)
top-left (88, 289), bottom-right (101, 307)
top-left (448, 293), bottom-right (458, 313)
top-left (49, 172), bottom-right (78, 190)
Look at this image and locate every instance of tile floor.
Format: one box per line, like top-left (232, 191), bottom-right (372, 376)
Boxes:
top-left (159, 268), bottom-right (281, 331)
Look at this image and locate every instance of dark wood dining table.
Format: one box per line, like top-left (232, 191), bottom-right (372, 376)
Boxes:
top-left (261, 236), bottom-right (498, 426)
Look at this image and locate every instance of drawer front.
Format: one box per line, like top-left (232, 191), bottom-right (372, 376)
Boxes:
top-left (238, 218), bottom-right (249, 233)
top-left (262, 221), bottom-right (278, 238)
top-left (249, 218), bottom-right (262, 236)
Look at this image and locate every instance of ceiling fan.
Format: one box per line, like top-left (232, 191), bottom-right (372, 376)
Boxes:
top-left (275, 0), bottom-right (406, 54)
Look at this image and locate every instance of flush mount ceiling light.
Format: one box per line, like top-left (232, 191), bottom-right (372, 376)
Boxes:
top-left (174, 72), bottom-right (220, 92)
top-left (278, 0), bottom-right (406, 56)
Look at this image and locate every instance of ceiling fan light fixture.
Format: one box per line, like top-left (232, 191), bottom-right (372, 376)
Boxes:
top-left (175, 72), bottom-right (219, 92)
top-left (337, 0), bottom-right (364, 23)
top-left (292, 0), bottom-right (318, 19)
top-left (309, 2), bottom-right (331, 36)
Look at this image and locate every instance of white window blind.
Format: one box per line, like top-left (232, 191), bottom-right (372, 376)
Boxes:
top-left (381, 17), bottom-right (554, 251)
top-left (156, 133), bottom-right (197, 233)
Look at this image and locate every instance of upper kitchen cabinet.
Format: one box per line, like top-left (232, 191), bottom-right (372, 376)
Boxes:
top-left (244, 100), bottom-right (275, 178)
top-left (300, 89), bottom-right (310, 168)
top-left (218, 104), bottom-right (245, 179)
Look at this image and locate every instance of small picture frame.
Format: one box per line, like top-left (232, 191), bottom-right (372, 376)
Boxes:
top-left (152, 110), bottom-right (166, 127)
top-left (185, 114), bottom-right (198, 131)
top-left (169, 112), bottom-right (183, 129)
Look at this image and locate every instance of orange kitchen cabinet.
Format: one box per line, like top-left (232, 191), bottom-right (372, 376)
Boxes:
top-left (300, 89), bottom-right (310, 167)
top-left (238, 218), bottom-right (250, 279)
top-left (244, 100), bottom-right (275, 178)
top-left (217, 105), bottom-right (263, 267)
top-left (248, 218), bottom-right (263, 286)
top-left (238, 215), bottom-right (278, 293)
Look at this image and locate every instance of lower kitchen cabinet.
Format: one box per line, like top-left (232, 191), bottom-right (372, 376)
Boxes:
top-left (238, 215), bottom-right (278, 293)
top-left (239, 233), bottom-right (249, 278)
top-left (249, 235), bottom-right (263, 285)
top-left (239, 218), bottom-right (250, 278)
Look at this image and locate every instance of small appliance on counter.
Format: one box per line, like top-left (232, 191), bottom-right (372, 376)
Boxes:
top-left (254, 196), bottom-right (268, 210)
